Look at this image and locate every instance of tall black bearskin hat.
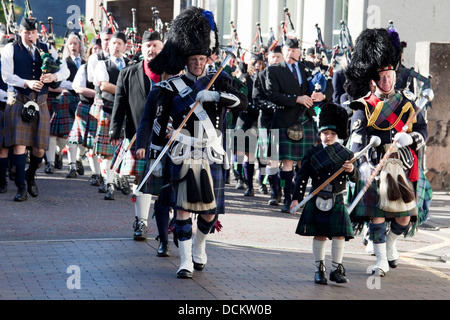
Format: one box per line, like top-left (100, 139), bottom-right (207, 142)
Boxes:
top-left (149, 7), bottom-right (219, 75)
top-left (318, 103), bottom-right (349, 140)
top-left (344, 28), bottom-right (398, 100)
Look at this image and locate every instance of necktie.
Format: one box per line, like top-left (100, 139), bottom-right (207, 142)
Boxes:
top-left (291, 63), bottom-right (300, 85)
top-left (74, 57), bottom-right (81, 69)
top-left (28, 46), bottom-right (35, 60)
top-left (116, 58), bottom-right (123, 71)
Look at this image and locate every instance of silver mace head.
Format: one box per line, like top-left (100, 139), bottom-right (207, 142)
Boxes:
top-left (422, 88), bottom-right (434, 102)
top-left (369, 136), bottom-right (382, 148)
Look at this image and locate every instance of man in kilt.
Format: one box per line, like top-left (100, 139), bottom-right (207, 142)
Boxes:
top-left (148, 7), bottom-right (247, 278)
top-left (290, 103), bottom-right (360, 285)
top-left (0, 38), bottom-right (9, 193)
top-left (92, 31), bottom-right (128, 200)
top-left (265, 38), bottom-right (326, 213)
top-left (46, 33), bottom-right (85, 177)
top-left (68, 37), bottom-right (103, 187)
top-left (110, 30), bottom-right (167, 247)
top-left (253, 45), bottom-right (283, 206)
top-left (345, 28), bottom-right (430, 277)
top-left (1, 16), bottom-right (69, 201)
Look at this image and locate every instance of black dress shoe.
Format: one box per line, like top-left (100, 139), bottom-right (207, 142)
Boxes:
top-left (314, 261), bottom-right (327, 285)
top-left (133, 218), bottom-right (147, 240)
top-left (268, 197), bottom-right (279, 206)
top-left (177, 269), bottom-right (193, 279)
top-left (157, 242), bottom-right (170, 257)
top-left (0, 180), bottom-right (7, 193)
top-left (25, 171), bottom-right (38, 197)
top-left (98, 179), bottom-right (107, 193)
top-left (281, 203), bottom-right (291, 213)
top-left (244, 188), bottom-right (254, 197)
top-left (66, 168), bottom-right (78, 178)
top-left (44, 163), bottom-right (54, 174)
top-left (14, 185), bottom-right (28, 202)
top-left (193, 262), bottom-right (205, 271)
top-left (388, 260), bottom-right (398, 268)
top-left (329, 264), bottom-right (349, 284)
top-left (120, 176), bottom-right (131, 195)
top-left (259, 184), bottom-right (268, 195)
top-left (104, 183), bottom-right (115, 200)
top-left (91, 174), bottom-right (101, 186)
top-left (76, 160), bottom-right (84, 175)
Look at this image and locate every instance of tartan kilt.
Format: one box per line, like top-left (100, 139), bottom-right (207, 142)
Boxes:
top-left (68, 101), bottom-right (91, 145)
top-left (46, 94), bottom-right (60, 115)
top-left (85, 100), bottom-right (103, 149)
top-left (277, 117), bottom-right (318, 162)
top-left (119, 146), bottom-right (146, 177)
top-left (167, 158), bottom-right (225, 215)
top-left (296, 194), bottom-right (354, 240)
top-left (93, 100), bottom-right (115, 157)
top-left (49, 92), bottom-right (78, 139)
top-left (3, 93), bottom-right (50, 150)
top-left (0, 109), bottom-right (5, 147)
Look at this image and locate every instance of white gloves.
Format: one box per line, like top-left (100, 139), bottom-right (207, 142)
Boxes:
top-left (197, 90), bottom-right (220, 103)
top-left (359, 162), bottom-right (373, 181)
top-left (393, 132), bottom-right (413, 148)
top-left (149, 159), bottom-right (163, 178)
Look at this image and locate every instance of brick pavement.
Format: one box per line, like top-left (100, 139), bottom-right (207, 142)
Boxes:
top-left (1, 167), bottom-right (449, 304)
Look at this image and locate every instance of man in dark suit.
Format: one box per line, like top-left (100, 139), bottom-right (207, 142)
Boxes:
top-left (109, 30), bottom-right (170, 256)
top-left (266, 38), bottom-right (326, 213)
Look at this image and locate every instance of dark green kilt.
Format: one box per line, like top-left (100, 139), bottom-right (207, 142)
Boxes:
top-left (296, 194), bottom-right (354, 241)
top-left (276, 117), bottom-right (318, 162)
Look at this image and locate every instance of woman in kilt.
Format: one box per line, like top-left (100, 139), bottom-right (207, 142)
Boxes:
top-left (290, 103), bottom-right (360, 285)
top-left (46, 33), bottom-right (85, 177)
top-left (68, 39), bottom-right (103, 186)
top-left (92, 31), bottom-right (128, 200)
top-left (148, 7), bottom-right (247, 279)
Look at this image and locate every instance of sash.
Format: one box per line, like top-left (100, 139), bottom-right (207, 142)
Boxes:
top-left (311, 143), bottom-right (353, 171)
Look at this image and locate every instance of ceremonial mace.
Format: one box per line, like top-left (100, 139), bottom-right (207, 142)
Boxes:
top-left (131, 50), bottom-right (237, 202)
top-left (290, 136), bottom-right (382, 214)
top-left (347, 89), bottom-right (435, 214)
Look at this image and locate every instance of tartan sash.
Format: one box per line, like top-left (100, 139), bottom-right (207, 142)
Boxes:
top-left (311, 143), bottom-right (354, 171)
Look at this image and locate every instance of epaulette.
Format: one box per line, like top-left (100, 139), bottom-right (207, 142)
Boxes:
top-left (155, 74), bottom-right (184, 93)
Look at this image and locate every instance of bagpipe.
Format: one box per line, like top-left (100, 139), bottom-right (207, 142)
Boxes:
top-left (2, 0), bottom-right (18, 38)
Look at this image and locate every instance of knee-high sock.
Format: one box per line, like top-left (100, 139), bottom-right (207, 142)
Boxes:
top-left (46, 136), bottom-right (57, 164)
top-left (87, 152), bottom-right (101, 175)
top-left (12, 154), bottom-right (27, 188)
top-left (280, 170), bottom-right (294, 204)
top-left (68, 143), bottom-right (78, 165)
top-left (28, 153), bottom-right (43, 177)
top-left (100, 159), bottom-right (111, 180)
top-left (0, 157), bottom-right (8, 184)
top-left (313, 239), bottom-right (326, 271)
top-left (331, 238), bottom-right (345, 269)
top-left (243, 162), bottom-right (254, 189)
top-left (154, 200), bottom-right (170, 243)
top-left (268, 173), bottom-right (280, 198)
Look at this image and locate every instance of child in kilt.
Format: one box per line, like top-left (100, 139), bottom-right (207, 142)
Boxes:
top-left (290, 103), bottom-right (360, 285)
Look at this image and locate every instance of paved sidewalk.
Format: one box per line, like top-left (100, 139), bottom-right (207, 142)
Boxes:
top-left (0, 168), bottom-right (449, 303)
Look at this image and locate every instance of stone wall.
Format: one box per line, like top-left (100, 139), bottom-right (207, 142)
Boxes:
top-left (416, 42), bottom-right (450, 191)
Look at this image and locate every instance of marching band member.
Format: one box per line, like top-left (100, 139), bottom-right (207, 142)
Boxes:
top-left (148, 7), bottom-right (247, 278)
top-left (1, 16), bottom-right (69, 201)
top-left (345, 28), bottom-right (430, 277)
